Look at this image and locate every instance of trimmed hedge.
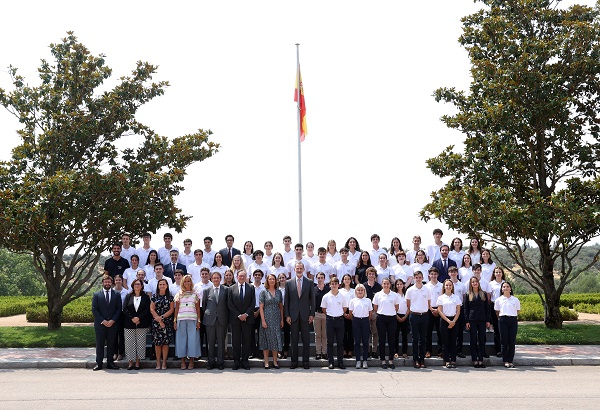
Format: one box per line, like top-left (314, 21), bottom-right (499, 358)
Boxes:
top-left (0, 297), bottom-right (46, 317)
top-left (518, 301), bottom-right (578, 321)
top-left (517, 293), bottom-right (600, 308)
top-left (26, 297), bottom-right (93, 323)
top-left (573, 303), bottom-right (600, 314)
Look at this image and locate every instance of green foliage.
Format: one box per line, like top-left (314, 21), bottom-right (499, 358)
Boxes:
top-left (573, 303), bottom-right (600, 314)
top-left (518, 293), bottom-right (600, 307)
top-left (422, 0), bottom-right (600, 328)
top-left (0, 326), bottom-right (95, 348)
top-left (0, 296), bottom-right (46, 317)
top-left (26, 297), bottom-right (93, 323)
top-left (0, 32), bottom-right (219, 329)
top-left (516, 323), bottom-right (600, 344)
top-left (0, 250), bottom-right (46, 296)
top-left (518, 302), bottom-right (578, 321)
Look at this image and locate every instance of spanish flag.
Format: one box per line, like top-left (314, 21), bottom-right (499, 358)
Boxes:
top-left (294, 65), bottom-right (307, 142)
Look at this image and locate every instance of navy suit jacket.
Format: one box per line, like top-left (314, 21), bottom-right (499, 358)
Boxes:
top-left (219, 247), bottom-right (241, 268)
top-left (92, 288), bottom-right (122, 327)
top-left (227, 282), bottom-right (255, 324)
top-left (163, 262), bottom-right (187, 281)
top-left (432, 258), bottom-right (457, 283)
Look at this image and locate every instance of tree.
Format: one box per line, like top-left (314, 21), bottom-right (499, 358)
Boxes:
top-left (0, 32), bottom-right (219, 329)
top-left (421, 0), bottom-right (600, 328)
top-left (0, 249), bottom-right (46, 296)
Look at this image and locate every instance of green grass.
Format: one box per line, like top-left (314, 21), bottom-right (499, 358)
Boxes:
top-left (517, 324), bottom-right (600, 345)
top-left (0, 326), bottom-right (95, 348)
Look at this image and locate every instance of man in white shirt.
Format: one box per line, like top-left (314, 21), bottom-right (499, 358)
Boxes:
top-left (147, 264), bottom-right (173, 296)
top-left (369, 234), bottom-right (385, 266)
top-left (157, 232), bottom-right (178, 265)
top-left (311, 247), bottom-right (334, 283)
top-left (203, 236), bottom-right (216, 268)
top-left (426, 228), bottom-right (446, 268)
top-left (135, 232), bottom-right (154, 267)
top-left (449, 266), bottom-right (467, 358)
top-left (193, 267), bottom-right (212, 296)
top-left (188, 249), bottom-right (210, 284)
top-left (333, 248), bottom-right (355, 281)
top-left (406, 270), bottom-right (431, 368)
top-left (406, 235), bottom-right (424, 265)
top-left (120, 233), bottom-right (136, 265)
top-left (281, 235), bottom-right (295, 265)
top-left (286, 243), bottom-right (314, 280)
top-left (178, 238), bottom-right (195, 267)
top-left (247, 250), bottom-right (269, 284)
top-left (425, 267), bottom-right (443, 358)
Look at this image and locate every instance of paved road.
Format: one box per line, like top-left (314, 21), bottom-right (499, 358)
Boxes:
top-left (1, 367), bottom-right (598, 409)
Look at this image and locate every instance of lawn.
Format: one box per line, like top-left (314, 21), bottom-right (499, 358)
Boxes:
top-left (516, 324), bottom-right (600, 345)
top-left (0, 326), bottom-right (96, 348)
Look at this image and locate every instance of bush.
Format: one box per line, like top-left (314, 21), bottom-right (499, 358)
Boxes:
top-left (26, 297), bottom-right (93, 323)
top-left (573, 303), bottom-right (600, 314)
top-left (517, 301), bottom-right (578, 321)
top-left (517, 293), bottom-right (600, 308)
top-left (0, 296), bottom-right (46, 317)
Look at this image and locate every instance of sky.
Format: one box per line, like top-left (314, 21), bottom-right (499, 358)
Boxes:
top-left (0, 0), bottom-right (595, 255)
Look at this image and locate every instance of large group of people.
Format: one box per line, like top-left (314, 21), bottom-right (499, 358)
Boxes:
top-left (93, 230), bottom-right (521, 371)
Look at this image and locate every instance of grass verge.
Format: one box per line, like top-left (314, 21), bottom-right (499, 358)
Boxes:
top-left (517, 324), bottom-right (600, 345)
top-left (0, 326), bottom-right (95, 348)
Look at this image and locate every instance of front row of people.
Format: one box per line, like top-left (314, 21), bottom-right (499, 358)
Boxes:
top-left (93, 262), bottom-right (521, 370)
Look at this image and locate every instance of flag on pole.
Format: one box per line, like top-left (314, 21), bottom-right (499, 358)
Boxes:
top-left (294, 65), bottom-right (307, 142)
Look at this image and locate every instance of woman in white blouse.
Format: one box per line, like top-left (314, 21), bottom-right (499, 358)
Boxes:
top-left (394, 279), bottom-right (409, 359)
top-left (494, 281), bottom-right (521, 368)
top-left (373, 278), bottom-right (400, 369)
top-left (410, 250), bottom-right (431, 283)
top-left (448, 237), bottom-right (465, 268)
top-left (468, 238), bottom-right (482, 265)
top-left (122, 279), bottom-right (151, 370)
top-left (489, 267), bottom-right (506, 358)
top-left (480, 249), bottom-right (496, 282)
top-left (437, 279), bottom-right (462, 368)
top-left (339, 274), bottom-right (355, 359)
top-left (459, 253), bottom-right (473, 284)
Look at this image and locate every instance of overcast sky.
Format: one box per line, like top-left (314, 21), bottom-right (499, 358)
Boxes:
top-left (0, 0), bottom-right (594, 254)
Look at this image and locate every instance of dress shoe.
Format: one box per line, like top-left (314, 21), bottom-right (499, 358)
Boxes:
top-left (232, 364), bottom-right (240, 370)
top-left (106, 363), bottom-right (119, 370)
top-left (381, 363), bottom-right (388, 369)
top-left (134, 366), bottom-right (140, 370)
top-left (389, 363), bottom-right (395, 370)
top-left (457, 353), bottom-right (466, 358)
top-left (93, 365), bottom-right (103, 371)
top-left (496, 352), bottom-right (503, 358)
top-left (290, 363), bottom-right (298, 369)
top-left (273, 364), bottom-right (280, 369)
top-left (482, 353), bottom-right (490, 358)
top-left (338, 363), bottom-right (346, 370)
top-left (206, 364), bottom-right (214, 370)
top-left (243, 365), bottom-right (251, 370)
top-left (420, 362), bottom-right (427, 368)
top-left (316, 354), bottom-right (322, 360)
top-left (218, 364), bottom-right (225, 370)
top-left (328, 364), bottom-right (334, 369)
top-left (479, 363), bottom-right (486, 368)
top-left (127, 365), bottom-right (134, 371)
top-left (303, 363), bottom-right (310, 369)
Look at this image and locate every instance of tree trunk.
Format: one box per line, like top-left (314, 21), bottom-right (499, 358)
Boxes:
top-left (540, 242), bottom-right (562, 329)
top-left (46, 281), bottom-right (63, 331)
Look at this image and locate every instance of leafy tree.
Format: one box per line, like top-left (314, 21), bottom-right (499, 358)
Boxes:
top-left (0, 32), bottom-right (219, 329)
top-left (0, 249), bottom-right (46, 296)
top-left (421, 0), bottom-right (600, 328)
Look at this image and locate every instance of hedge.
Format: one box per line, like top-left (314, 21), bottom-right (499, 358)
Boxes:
top-left (518, 301), bottom-right (578, 321)
top-left (573, 303), bottom-right (600, 314)
top-left (517, 293), bottom-right (600, 308)
top-left (26, 297), bottom-right (93, 323)
top-left (0, 297), bottom-right (46, 317)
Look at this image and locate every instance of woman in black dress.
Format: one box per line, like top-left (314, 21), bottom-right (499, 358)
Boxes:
top-left (150, 279), bottom-right (174, 369)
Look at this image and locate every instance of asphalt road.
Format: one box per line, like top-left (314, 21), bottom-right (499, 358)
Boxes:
top-left (1, 366), bottom-right (598, 409)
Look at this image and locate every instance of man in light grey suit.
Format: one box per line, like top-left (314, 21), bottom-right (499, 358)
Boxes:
top-left (202, 272), bottom-right (229, 370)
top-left (285, 261), bottom-right (315, 369)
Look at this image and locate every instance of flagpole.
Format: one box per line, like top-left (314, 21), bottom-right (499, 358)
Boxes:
top-left (295, 43), bottom-right (303, 244)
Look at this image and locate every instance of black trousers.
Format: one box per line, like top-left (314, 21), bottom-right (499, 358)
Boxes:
top-left (206, 323), bottom-right (227, 365)
top-left (426, 309), bottom-right (441, 354)
top-left (499, 316), bottom-right (518, 363)
top-left (376, 314), bottom-right (397, 360)
top-left (469, 320), bottom-right (487, 361)
top-left (326, 316), bottom-right (345, 364)
top-left (230, 320), bottom-right (253, 365)
top-left (491, 308), bottom-right (502, 354)
top-left (95, 324), bottom-right (117, 366)
top-left (113, 316), bottom-right (125, 356)
top-left (409, 313), bottom-right (428, 362)
top-left (440, 315), bottom-right (458, 362)
top-left (456, 306), bottom-right (465, 353)
top-left (395, 314), bottom-right (409, 355)
top-left (343, 317), bottom-right (354, 353)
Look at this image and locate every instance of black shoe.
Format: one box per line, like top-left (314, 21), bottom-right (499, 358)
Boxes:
top-left (457, 353), bottom-right (466, 358)
top-left (206, 364), bottom-right (214, 370)
top-left (480, 363), bottom-right (486, 368)
top-left (134, 366), bottom-right (140, 370)
top-left (322, 354), bottom-right (328, 361)
top-left (338, 363), bottom-right (346, 370)
top-left (232, 364), bottom-right (240, 370)
top-left (127, 365), bottom-right (133, 371)
top-left (218, 364), bottom-right (225, 370)
top-left (474, 363), bottom-right (480, 368)
top-left (106, 363), bottom-right (119, 370)
top-left (381, 363), bottom-right (388, 369)
top-left (93, 365), bottom-right (103, 371)
top-left (496, 352), bottom-right (503, 358)
top-left (303, 363), bottom-right (310, 369)
top-left (482, 353), bottom-right (490, 358)
top-left (290, 363), bottom-right (298, 369)
top-left (316, 354), bottom-right (321, 360)
top-left (328, 364), bottom-right (334, 369)
top-left (243, 365), bottom-right (251, 370)
top-left (389, 363), bottom-right (395, 370)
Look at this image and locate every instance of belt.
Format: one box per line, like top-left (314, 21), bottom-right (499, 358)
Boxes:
top-left (411, 312), bottom-right (427, 316)
top-left (327, 315), bottom-right (343, 319)
top-left (353, 316), bottom-right (369, 319)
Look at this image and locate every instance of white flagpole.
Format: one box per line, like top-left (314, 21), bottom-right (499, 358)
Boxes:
top-left (295, 43), bottom-right (303, 244)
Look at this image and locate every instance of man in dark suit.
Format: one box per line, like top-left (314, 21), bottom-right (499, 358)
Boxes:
top-left (91, 275), bottom-right (123, 370)
top-left (432, 244), bottom-right (457, 283)
top-left (285, 261), bottom-right (315, 369)
top-left (163, 249), bottom-right (187, 281)
top-left (218, 234), bottom-right (241, 267)
top-left (202, 272), bottom-right (229, 370)
top-left (227, 270), bottom-right (255, 370)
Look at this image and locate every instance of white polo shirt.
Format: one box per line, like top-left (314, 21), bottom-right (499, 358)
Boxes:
top-left (333, 261), bottom-right (355, 281)
top-left (425, 281), bottom-right (443, 308)
top-left (348, 297), bottom-right (372, 318)
top-left (375, 265), bottom-right (394, 285)
top-left (451, 280), bottom-right (467, 303)
top-left (321, 291), bottom-right (348, 317)
top-left (494, 295), bottom-right (521, 317)
top-left (311, 261), bottom-right (334, 283)
top-left (372, 290), bottom-right (400, 316)
top-left (397, 294), bottom-right (408, 315)
top-left (287, 258), bottom-right (314, 279)
top-left (393, 264), bottom-right (414, 283)
top-left (406, 285), bottom-right (431, 313)
top-left (436, 293), bottom-right (462, 316)
top-left (369, 248), bottom-right (386, 266)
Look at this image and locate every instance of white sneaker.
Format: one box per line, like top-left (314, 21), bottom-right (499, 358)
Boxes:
top-left (356, 361), bottom-right (361, 369)
top-left (362, 361), bottom-right (368, 369)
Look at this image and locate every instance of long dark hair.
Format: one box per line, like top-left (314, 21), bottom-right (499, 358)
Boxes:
top-left (356, 251), bottom-right (372, 269)
top-left (156, 278), bottom-right (171, 298)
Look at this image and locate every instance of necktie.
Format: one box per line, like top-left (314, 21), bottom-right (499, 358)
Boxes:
top-left (443, 259), bottom-right (447, 270)
top-left (172, 263), bottom-right (176, 273)
top-left (240, 284), bottom-right (244, 302)
top-left (229, 248), bottom-right (232, 262)
top-left (105, 290), bottom-right (110, 304)
top-left (215, 287), bottom-right (219, 301)
top-left (297, 278), bottom-right (302, 297)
